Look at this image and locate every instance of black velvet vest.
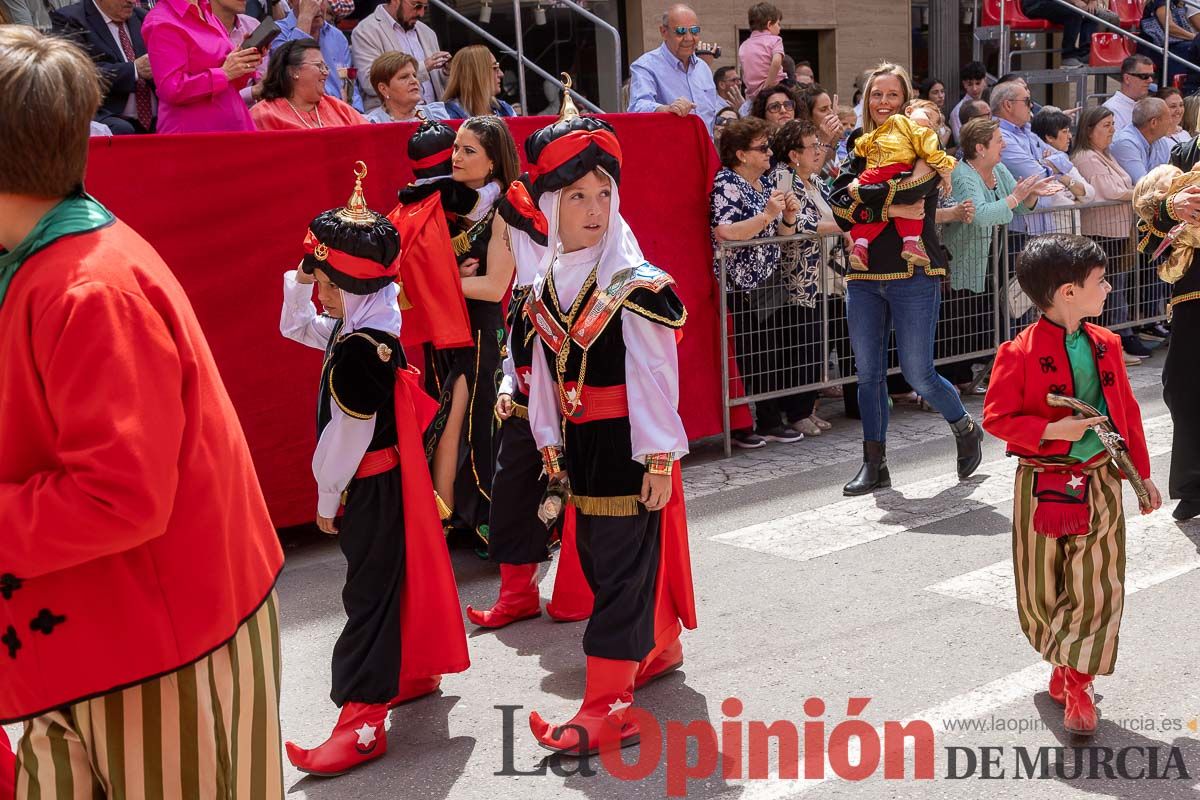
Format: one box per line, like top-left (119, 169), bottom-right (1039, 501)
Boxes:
top-left (317, 326), bottom-right (405, 453)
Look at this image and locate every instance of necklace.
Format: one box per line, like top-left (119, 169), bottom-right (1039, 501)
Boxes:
top-left (286, 99), bottom-right (323, 129)
top-left (965, 159), bottom-right (997, 191)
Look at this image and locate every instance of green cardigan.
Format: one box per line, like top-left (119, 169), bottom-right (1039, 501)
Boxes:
top-left (941, 160), bottom-right (1028, 294)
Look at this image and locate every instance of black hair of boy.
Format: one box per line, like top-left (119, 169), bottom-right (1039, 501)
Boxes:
top-left (1016, 233), bottom-right (1107, 312)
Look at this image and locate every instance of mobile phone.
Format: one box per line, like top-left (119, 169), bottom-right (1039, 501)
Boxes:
top-left (241, 18), bottom-right (280, 52)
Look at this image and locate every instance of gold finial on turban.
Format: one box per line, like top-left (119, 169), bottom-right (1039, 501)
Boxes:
top-left (335, 160), bottom-right (375, 226)
top-left (558, 72), bottom-right (580, 122)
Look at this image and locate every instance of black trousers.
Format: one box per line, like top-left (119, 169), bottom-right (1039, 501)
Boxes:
top-left (1021, 0), bottom-right (1096, 57)
top-left (487, 413), bottom-right (556, 564)
top-left (331, 469), bottom-right (406, 706)
top-left (728, 290), bottom-right (806, 432)
top-left (1163, 302), bottom-right (1200, 502)
top-left (576, 509), bottom-right (661, 662)
top-left (936, 286), bottom-right (994, 385)
top-left (779, 303), bottom-right (820, 423)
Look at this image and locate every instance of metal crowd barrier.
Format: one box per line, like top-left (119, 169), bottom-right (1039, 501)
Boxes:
top-left (716, 200), bottom-right (1169, 456)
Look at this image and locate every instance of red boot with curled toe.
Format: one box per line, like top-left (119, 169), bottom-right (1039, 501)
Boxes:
top-left (635, 636), bottom-right (683, 689)
top-left (285, 702), bottom-right (388, 776)
top-left (466, 563), bottom-right (541, 628)
top-left (529, 657), bottom-right (640, 755)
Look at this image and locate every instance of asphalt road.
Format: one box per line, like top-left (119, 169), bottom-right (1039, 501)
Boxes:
top-left (7, 354), bottom-right (1198, 800)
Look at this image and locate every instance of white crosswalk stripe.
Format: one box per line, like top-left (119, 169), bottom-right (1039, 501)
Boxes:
top-left (925, 510), bottom-right (1200, 610)
top-left (712, 413), bottom-right (1173, 564)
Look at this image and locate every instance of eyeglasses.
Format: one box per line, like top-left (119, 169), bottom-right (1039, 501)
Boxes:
top-left (303, 61), bottom-right (330, 74)
top-left (672, 25), bottom-right (701, 35)
top-left (766, 100), bottom-right (795, 113)
top-left (745, 144), bottom-right (771, 153)
top-left (798, 142), bottom-right (830, 151)
top-left (1010, 96), bottom-right (1032, 106)
top-left (1128, 71), bottom-right (1155, 80)
top-left (714, 115), bottom-right (736, 127)
top-left (409, 0), bottom-right (428, 8)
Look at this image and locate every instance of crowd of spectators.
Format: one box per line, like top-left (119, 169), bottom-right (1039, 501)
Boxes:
top-left (9, 0), bottom-right (1188, 449)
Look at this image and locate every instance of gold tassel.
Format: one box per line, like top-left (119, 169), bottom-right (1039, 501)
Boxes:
top-left (396, 282), bottom-right (413, 311)
top-left (570, 493), bottom-right (642, 517)
top-left (434, 491), bottom-right (452, 521)
top-left (451, 231), bottom-right (472, 257)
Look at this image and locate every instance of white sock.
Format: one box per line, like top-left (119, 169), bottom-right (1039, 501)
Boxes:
top-left (854, 238), bottom-right (868, 247)
top-left (903, 236), bottom-right (918, 243)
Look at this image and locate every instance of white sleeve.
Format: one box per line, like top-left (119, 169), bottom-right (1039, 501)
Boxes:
top-left (623, 311), bottom-right (689, 462)
top-left (528, 339), bottom-right (563, 451)
top-left (281, 269), bottom-right (338, 350)
top-left (499, 331), bottom-right (517, 396)
top-left (312, 401), bottom-right (376, 518)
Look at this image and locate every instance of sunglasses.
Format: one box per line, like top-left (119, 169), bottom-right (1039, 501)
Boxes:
top-left (672, 25), bottom-right (701, 35)
top-left (766, 100), bottom-right (795, 113)
top-left (745, 144), bottom-right (771, 153)
top-left (1128, 71), bottom-right (1155, 80)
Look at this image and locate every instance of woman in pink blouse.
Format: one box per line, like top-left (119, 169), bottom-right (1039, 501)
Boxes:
top-left (1070, 104), bottom-right (1139, 362)
top-left (143, 0), bottom-right (262, 133)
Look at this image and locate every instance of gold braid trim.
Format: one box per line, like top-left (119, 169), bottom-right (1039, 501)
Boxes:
top-left (570, 493), bottom-right (642, 516)
top-left (510, 403), bottom-right (529, 420)
top-left (328, 369), bottom-right (373, 420)
top-left (1166, 195), bottom-right (1185, 223)
top-left (622, 300), bottom-right (688, 328)
top-left (1169, 290), bottom-right (1200, 320)
top-left (843, 262), bottom-right (947, 281)
top-left (832, 204), bottom-right (857, 222)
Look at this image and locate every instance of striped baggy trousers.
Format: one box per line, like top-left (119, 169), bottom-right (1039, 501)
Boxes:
top-left (1012, 460), bottom-right (1126, 676)
top-left (14, 592), bottom-right (283, 800)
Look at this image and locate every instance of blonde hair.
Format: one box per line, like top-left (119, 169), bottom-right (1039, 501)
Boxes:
top-left (905, 98), bottom-right (943, 130)
top-left (1184, 95), bottom-right (1200, 136)
top-left (443, 45), bottom-right (500, 117)
top-left (0, 26), bottom-right (100, 197)
top-left (861, 62), bottom-right (914, 134)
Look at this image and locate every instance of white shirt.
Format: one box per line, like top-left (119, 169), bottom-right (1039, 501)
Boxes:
top-left (92, 0), bottom-right (157, 120)
top-left (391, 21), bottom-right (434, 103)
top-left (1102, 90), bottom-right (1137, 131)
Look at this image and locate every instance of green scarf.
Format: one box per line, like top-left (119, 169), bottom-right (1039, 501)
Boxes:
top-left (0, 192), bottom-right (114, 310)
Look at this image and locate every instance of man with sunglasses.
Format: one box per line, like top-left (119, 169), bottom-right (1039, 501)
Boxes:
top-left (351, 0), bottom-right (449, 110)
top-left (1103, 55), bottom-right (1156, 131)
top-left (628, 3), bottom-right (721, 136)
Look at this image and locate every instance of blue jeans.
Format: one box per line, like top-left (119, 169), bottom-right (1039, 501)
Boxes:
top-left (846, 272), bottom-right (968, 442)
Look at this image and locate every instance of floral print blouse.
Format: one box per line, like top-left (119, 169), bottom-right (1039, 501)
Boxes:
top-left (711, 167), bottom-right (782, 291)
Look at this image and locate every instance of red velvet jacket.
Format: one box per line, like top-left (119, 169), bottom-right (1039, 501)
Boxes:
top-left (0, 222), bottom-right (284, 723)
top-left (982, 317), bottom-right (1151, 480)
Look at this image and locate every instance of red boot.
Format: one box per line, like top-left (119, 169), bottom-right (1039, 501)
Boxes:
top-left (529, 657), bottom-right (640, 755)
top-left (635, 637), bottom-right (683, 689)
top-left (388, 675), bottom-right (442, 708)
top-left (466, 563), bottom-right (541, 628)
top-left (285, 702), bottom-right (388, 776)
top-left (1062, 668), bottom-right (1098, 735)
top-left (900, 238), bottom-right (930, 267)
top-left (849, 242), bottom-right (869, 271)
top-left (1048, 665), bottom-right (1066, 705)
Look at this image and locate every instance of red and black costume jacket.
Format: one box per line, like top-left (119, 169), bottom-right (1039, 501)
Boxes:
top-left (982, 317), bottom-right (1151, 480)
top-left (525, 263), bottom-right (686, 515)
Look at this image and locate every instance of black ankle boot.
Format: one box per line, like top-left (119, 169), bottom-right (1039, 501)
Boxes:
top-left (843, 441), bottom-right (890, 496)
top-left (1173, 499), bottom-right (1200, 521)
top-left (950, 413), bottom-right (984, 479)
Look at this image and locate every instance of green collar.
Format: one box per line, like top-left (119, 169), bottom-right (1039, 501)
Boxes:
top-left (0, 192), bottom-right (114, 310)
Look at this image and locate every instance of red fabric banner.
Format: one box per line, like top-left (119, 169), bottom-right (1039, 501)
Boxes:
top-left (84, 113), bottom-right (741, 528)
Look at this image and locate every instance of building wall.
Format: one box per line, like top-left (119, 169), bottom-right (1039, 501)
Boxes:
top-left (624, 0), bottom-right (912, 104)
